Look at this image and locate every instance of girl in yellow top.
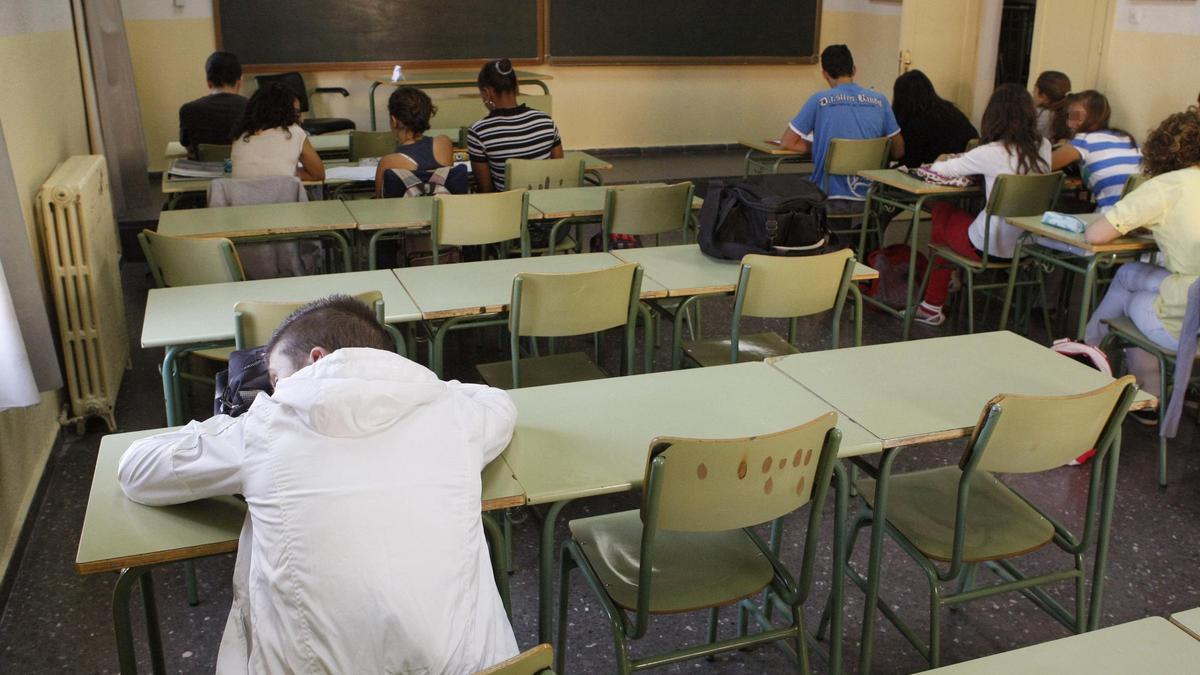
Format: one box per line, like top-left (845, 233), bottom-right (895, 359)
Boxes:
top-left (1085, 108), bottom-right (1200, 412)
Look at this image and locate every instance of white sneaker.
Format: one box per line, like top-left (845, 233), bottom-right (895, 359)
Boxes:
top-left (913, 302), bottom-right (945, 326)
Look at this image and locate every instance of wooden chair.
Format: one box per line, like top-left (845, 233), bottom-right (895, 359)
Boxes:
top-left (348, 130), bottom-right (396, 161)
top-left (507, 157), bottom-right (588, 255)
top-left (820, 137), bottom-right (892, 257)
top-left (557, 414), bottom-right (842, 674)
top-left (914, 172), bottom-right (1064, 335)
top-left (431, 189), bottom-right (530, 264)
top-left (232, 290), bottom-right (406, 357)
top-left (675, 249), bottom-right (858, 369)
top-left (843, 376), bottom-right (1137, 669)
top-left (476, 263), bottom-right (642, 389)
top-left (474, 644), bottom-right (554, 675)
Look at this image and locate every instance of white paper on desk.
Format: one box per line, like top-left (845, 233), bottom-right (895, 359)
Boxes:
top-left (167, 159), bottom-right (224, 178)
top-left (325, 165), bottom-right (378, 182)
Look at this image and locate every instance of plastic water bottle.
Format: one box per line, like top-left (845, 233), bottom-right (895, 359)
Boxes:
top-left (391, 65), bottom-right (404, 82)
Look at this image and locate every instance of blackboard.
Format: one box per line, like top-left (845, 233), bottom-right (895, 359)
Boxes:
top-left (547, 0), bottom-right (822, 64)
top-left (215, 0), bottom-right (542, 70)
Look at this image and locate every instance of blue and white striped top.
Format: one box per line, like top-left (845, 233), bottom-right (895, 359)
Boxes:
top-left (1069, 130), bottom-right (1141, 211)
top-left (467, 105), bottom-right (562, 191)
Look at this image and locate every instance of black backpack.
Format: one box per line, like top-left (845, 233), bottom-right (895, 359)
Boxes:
top-left (697, 174), bottom-right (841, 261)
top-left (214, 346), bottom-right (272, 417)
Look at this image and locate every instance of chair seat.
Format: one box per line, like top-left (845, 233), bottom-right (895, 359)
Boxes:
top-left (509, 235), bottom-right (577, 256)
top-left (569, 509), bottom-right (775, 613)
top-left (928, 243), bottom-right (1011, 271)
top-left (302, 118), bottom-right (356, 136)
top-left (476, 351), bottom-right (608, 390)
top-left (855, 467), bottom-right (1054, 563)
top-left (682, 332), bottom-right (799, 367)
top-left (1103, 316), bottom-right (1198, 357)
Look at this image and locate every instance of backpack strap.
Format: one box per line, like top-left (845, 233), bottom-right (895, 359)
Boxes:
top-left (426, 166), bottom-right (452, 195)
top-left (389, 168), bottom-right (429, 197)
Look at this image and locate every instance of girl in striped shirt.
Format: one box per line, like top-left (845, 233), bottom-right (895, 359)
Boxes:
top-left (1051, 90), bottom-right (1141, 212)
top-left (467, 58), bottom-right (563, 192)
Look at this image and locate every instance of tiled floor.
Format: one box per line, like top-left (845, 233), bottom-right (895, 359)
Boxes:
top-left (1, 151), bottom-right (1197, 674)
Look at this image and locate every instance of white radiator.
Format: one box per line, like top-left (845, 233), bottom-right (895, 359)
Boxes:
top-left (36, 155), bottom-right (128, 431)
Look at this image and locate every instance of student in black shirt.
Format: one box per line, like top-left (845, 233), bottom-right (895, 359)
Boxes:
top-left (891, 70), bottom-right (979, 168)
top-left (179, 51), bottom-right (248, 159)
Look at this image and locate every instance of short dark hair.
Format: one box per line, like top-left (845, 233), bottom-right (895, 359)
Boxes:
top-left (205, 51), bottom-right (242, 88)
top-left (821, 45), bottom-right (854, 79)
top-left (388, 87), bottom-right (436, 135)
top-left (266, 295), bottom-right (394, 368)
top-left (477, 58), bottom-right (518, 95)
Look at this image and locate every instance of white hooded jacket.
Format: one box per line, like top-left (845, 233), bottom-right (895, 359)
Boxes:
top-left (118, 348), bottom-right (519, 674)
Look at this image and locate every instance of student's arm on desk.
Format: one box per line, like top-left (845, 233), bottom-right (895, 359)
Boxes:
top-left (297, 138), bottom-right (325, 182)
top-left (889, 132), bottom-right (905, 161)
top-left (447, 382), bottom-right (517, 465)
top-left (1087, 179), bottom-right (1165, 245)
top-left (118, 416), bottom-right (246, 506)
top-left (1084, 217), bottom-right (1121, 244)
top-left (778, 128), bottom-right (811, 154)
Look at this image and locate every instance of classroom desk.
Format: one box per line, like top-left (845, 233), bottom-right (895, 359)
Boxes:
top-left (157, 200), bottom-right (357, 272)
top-left (1170, 607), bottom-right (1200, 640)
top-left (739, 138), bottom-right (810, 177)
top-left (769, 331), bottom-right (1156, 674)
top-left (367, 70), bottom-right (553, 131)
top-left (392, 252), bottom-right (667, 375)
top-left (159, 159), bottom-right (363, 211)
top-left (165, 135), bottom-right (351, 162)
top-left (143, 270), bottom-right (420, 427)
top-left (526, 183), bottom-right (697, 220)
top-left (343, 195), bottom-right (438, 269)
top-left (923, 617), bottom-right (1200, 674)
top-left (1001, 213), bottom-right (1157, 340)
top-left (79, 428), bottom-right (525, 675)
top-left (502, 361), bottom-right (883, 663)
top-left (857, 168), bottom-right (982, 340)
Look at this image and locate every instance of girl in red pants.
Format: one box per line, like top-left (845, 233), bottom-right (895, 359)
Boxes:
top-left (914, 84), bottom-right (1053, 326)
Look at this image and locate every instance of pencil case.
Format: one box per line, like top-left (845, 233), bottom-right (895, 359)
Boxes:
top-left (1041, 211), bottom-right (1087, 234)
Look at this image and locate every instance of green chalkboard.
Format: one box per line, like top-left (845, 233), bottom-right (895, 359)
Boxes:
top-left (547, 0), bottom-right (822, 64)
top-left (215, 0), bottom-right (542, 69)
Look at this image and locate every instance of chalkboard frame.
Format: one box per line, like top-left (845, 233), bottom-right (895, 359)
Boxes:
top-left (212, 0), bottom-right (546, 72)
top-left (544, 0), bottom-right (823, 66)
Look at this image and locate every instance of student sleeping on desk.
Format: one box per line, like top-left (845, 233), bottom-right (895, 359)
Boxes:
top-left (118, 295), bottom-right (519, 674)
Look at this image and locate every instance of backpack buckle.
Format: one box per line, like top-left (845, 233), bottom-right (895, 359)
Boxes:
top-left (765, 218), bottom-right (779, 243)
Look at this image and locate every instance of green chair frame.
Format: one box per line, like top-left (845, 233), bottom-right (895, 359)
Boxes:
top-left (139, 230), bottom-right (244, 288)
top-left (196, 143), bottom-right (232, 162)
top-left (431, 189), bottom-right (531, 264)
top-left (673, 250), bottom-right (859, 369)
top-left (821, 137), bottom-right (892, 258)
top-left (348, 130), bottom-right (397, 161)
top-left (557, 414), bottom-right (842, 674)
top-left (913, 172), bottom-right (1065, 335)
top-left (600, 182), bottom-right (695, 250)
top-left (476, 263), bottom-right (643, 389)
top-left (1100, 318), bottom-right (1198, 487)
top-left (476, 643), bottom-right (555, 675)
top-left (232, 291), bottom-right (406, 357)
top-left (837, 376), bottom-right (1137, 670)
top-left (507, 157), bottom-right (588, 255)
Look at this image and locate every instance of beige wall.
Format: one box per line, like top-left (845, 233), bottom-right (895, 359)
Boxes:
top-left (123, 0), bottom-right (902, 171)
top-left (0, 1), bottom-right (90, 581)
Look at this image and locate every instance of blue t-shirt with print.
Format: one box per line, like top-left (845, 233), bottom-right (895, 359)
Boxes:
top-left (789, 83), bottom-right (900, 200)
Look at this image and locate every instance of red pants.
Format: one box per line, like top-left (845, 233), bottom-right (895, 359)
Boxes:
top-left (924, 202), bottom-right (981, 307)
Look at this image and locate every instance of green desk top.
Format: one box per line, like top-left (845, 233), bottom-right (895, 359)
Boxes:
top-left (612, 244), bottom-right (878, 297)
top-left (503, 362), bottom-right (882, 505)
top-left (78, 428), bottom-right (524, 574)
top-left (157, 200), bottom-right (356, 239)
top-left (1171, 608), bottom-right (1200, 640)
top-left (345, 196), bottom-right (436, 231)
top-left (373, 70), bottom-right (552, 86)
top-left (526, 183), bottom-right (699, 220)
top-left (392, 252), bottom-right (668, 320)
top-left (142, 270), bottom-right (420, 348)
top-left (770, 331), bottom-right (1156, 448)
top-left (1009, 214), bottom-right (1156, 255)
top-left (77, 428), bottom-right (245, 574)
top-left (858, 168), bottom-right (982, 196)
top-left (924, 617), bottom-right (1200, 674)
top-left (739, 138), bottom-right (808, 156)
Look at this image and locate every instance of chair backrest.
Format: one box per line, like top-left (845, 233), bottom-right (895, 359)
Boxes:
top-left (431, 94), bottom-right (553, 131)
top-left (985, 172), bottom-right (1064, 219)
top-left (432, 190), bottom-right (529, 259)
top-left (348, 131), bottom-right (396, 161)
top-left (255, 72), bottom-right (309, 112)
top-left (1121, 173), bottom-right (1147, 198)
top-left (823, 137), bottom-right (892, 186)
top-left (965, 375), bottom-right (1138, 474)
top-left (511, 263), bottom-right (641, 338)
top-left (602, 182), bottom-right (694, 244)
top-left (197, 144), bottom-right (232, 162)
top-left (207, 176), bottom-right (307, 207)
top-left (233, 291), bottom-right (385, 349)
top-left (138, 229), bottom-right (244, 288)
top-left (736, 249), bottom-right (855, 319)
top-left (505, 157), bottom-right (585, 191)
top-left (473, 644), bottom-right (554, 675)
top-left (644, 411), bottom-right (840, 532)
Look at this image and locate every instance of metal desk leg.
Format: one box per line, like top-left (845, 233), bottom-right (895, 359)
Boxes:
top-left (538, 499), bottom-right (572, 644)
top-left (849, 284), bottom-right (864, 347)
top-left (113, 566), bottom-right (166, 675)
top-left (998, 234), bottom-right (1029, 330)
top-left (828, 462), bottom-right (851, 675)
top-left (160, 346), bottom-right (185, 427)
top-left (900, 196), bottom-right (932, 341)
top-left (858, 448), bottom-right (901, 675)
top-left (368, 81), bottom-right (382, 131)
top-left (1089, 429), bottom-right (1122, 631)
top-left (326, 231), bottom-right (353, 272)
top-left (1076, 255), bottom-right (1103, 341)
top-left (481, 513), bottom-right (511, 617)
top-left (742, 149), bottom-right (756, 178)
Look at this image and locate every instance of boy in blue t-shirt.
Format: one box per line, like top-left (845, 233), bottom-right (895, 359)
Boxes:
top-left (780, 45), bottom-right (903, 209)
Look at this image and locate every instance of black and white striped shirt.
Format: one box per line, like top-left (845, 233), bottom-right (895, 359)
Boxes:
top-left (467, 105), bottom-right (562, 191)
